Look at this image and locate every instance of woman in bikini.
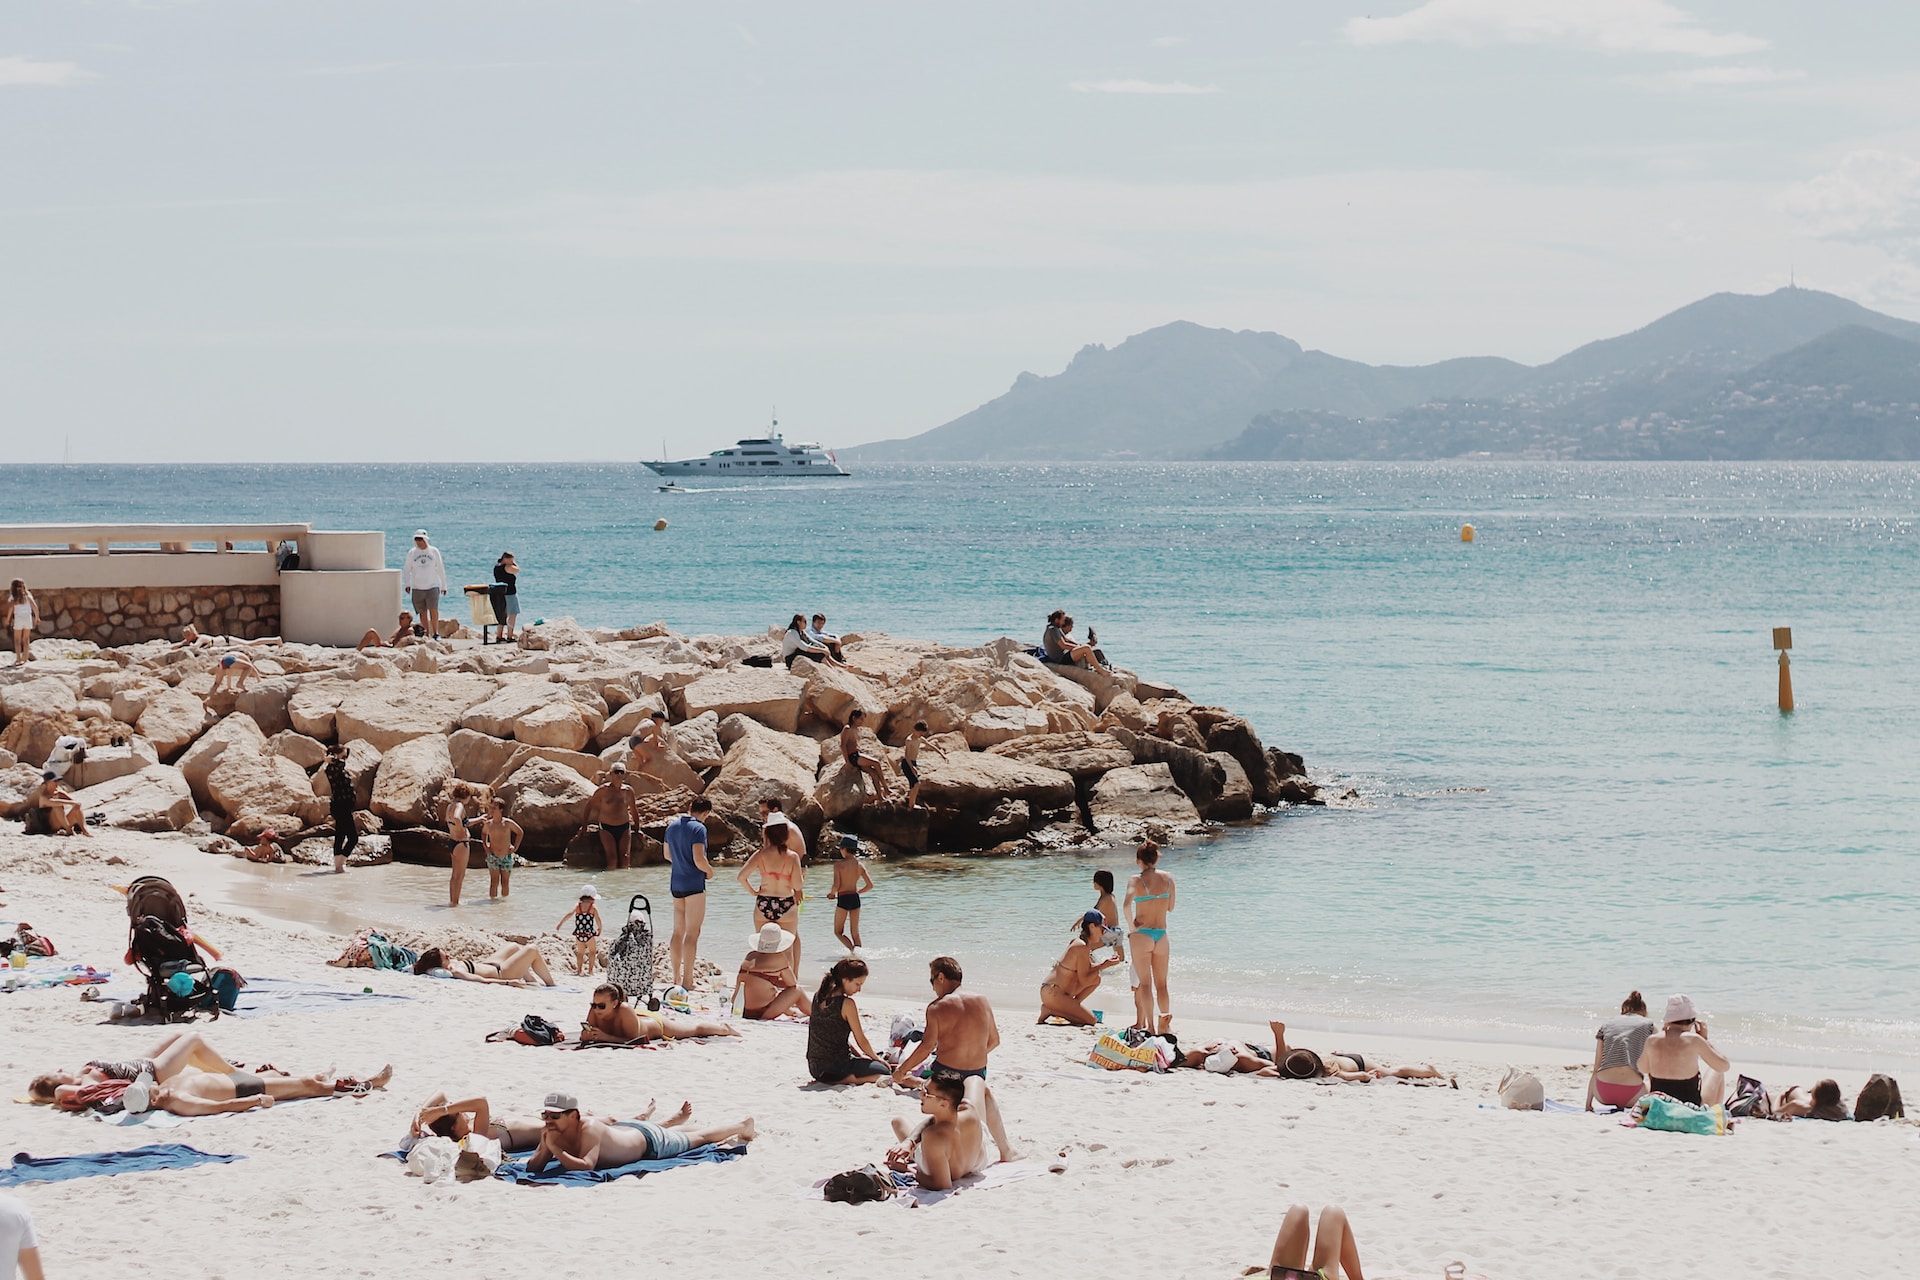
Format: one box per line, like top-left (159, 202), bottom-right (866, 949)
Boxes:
top-left (1080, 869), bottom-right (1126, 965)
top-left (410, 942), bottom-right (557, 986)
top-left (579, 981), bottom-right (739, 1043)
top-left (443, 783), bottom-right (476, 907)
top-left (1039, 913), bottom-right (1123, 1026)
top-left (9, 579), bottom-right (38, 664)
top-left (1124, 839), bottom-right (1175, 1034)
top-left (733, 924), bottom-right (812, 1020)
top-left (737, 814), bottom-right (806, 967)
top-left (29, 1030), bottom-right (263, 1104)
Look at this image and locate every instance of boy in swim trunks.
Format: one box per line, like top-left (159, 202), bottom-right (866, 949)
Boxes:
top-left (901, 720), bottom-right (943, 809)
top-left (528, 1090), bottom-right (755, 1172)
top-left (208, 651), bottom-right (259, 694)
top-left (829, 834), bottom-right (872, 954)
top-left (839, 709), bottom-right (890, 800)
top-left (885, 1074), bottom-right (996, 1190)
top-left (480, 795), bottom-right (523, 900)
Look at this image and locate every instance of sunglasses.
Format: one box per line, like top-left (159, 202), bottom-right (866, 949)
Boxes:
top-left (541, 1109), bottom-right (577, 1120)
top-left (591, 1001), bottom-right (610, 1010)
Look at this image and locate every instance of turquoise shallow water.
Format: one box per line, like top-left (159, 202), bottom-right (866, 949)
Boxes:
top-left (7, 462), bottom-right (1918, 1065)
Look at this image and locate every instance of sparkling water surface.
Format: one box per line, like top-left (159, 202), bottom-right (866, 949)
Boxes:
top-left (8, 462), bottom-right (1917, 1066)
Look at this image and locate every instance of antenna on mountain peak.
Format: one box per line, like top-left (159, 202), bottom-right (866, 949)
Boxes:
top-left (1789, 263), bottom-right (1796, 290)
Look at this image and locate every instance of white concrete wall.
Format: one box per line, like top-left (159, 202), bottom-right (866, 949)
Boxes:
top-left (1, 552), bottom-right (280, 590)
top-left (305, 530), bottom-right (385, 572)
top-left (281, 570), bottom-right (403, 648)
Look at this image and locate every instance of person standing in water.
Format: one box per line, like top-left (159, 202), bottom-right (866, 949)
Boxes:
top-left (480, 796), bottom-right (524, 900)
top-left (443, 783), bottom-right (475, 907)
top-left (738, 814), bottom-right (806, 971)
top-left (665, 798), bottom-right (714, 991)
top-left (492, 552), bottom-right (519, 644)
top-left (829, 834), bottom-right (873, 954)
top-left (1124, 839), bottom-right (1175, 1034)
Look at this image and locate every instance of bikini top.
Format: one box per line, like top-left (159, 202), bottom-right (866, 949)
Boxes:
top-left (1134, 893), bottom-right (1170, 902)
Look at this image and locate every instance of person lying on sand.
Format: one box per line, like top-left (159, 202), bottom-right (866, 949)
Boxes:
top-left (1776, 1079), bottom-right (1851, 1121)
top-left (411, 943), bottom-right (557, 987)
top-left (411, 1092), bottom-right (686, 1151)
top-left (1267, 1020), bottom-right (1450, 1084)
top-left (528, 1090), bottom-right (755, 1171)
top-left (885, 1075), bottom-right (996, 1191)
top-left (1268, 1203), bottom-right (1365, 1280)
top-left (29, 1030), bottom-right (264, 1102)
top-left (132, 1063), bottom-right (392, 1116)
top-left (580, 981), bottom-right (738, 1043)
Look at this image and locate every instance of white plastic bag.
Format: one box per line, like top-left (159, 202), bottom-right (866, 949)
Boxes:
top-left (458, 1133), bottom-right (503, 1176)
top-left (406, 1135), bottom-right (460, 1184)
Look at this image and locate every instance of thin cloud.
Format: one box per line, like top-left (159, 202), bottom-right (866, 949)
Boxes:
top-left (1344, 0), bottom-right (1767, 58)
top-left (296, 60), bottom-right (539, 77)
top-left (1632, 65), bottom-right (1805, 91)
top-left (1069, 79), bottom-right (1221, 95)
top-left (1783, 150), bottom-right (1920, 303)
top-left (1151, 36), bottom-right (1188, 47)
top-left (0, 56), bottom-right (98, 87)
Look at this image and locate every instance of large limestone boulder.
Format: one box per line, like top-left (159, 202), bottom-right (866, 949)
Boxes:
top-left (623, 660), bottom-right (709, 697)
top-left (596, 696), bottom-right (667, 751)
top-left (0, 676), bottom-right (79, 722)
top-left (841, 637), bottom-right (935, 686)
top-left (287, 682), bottom-right (348, 740)
top-left (514, 699), bottom-right (593, 751)
top-left (987, 731), bottom-right (1132, 780)
top-left (72, 765), bottom-right (196, 832)
top-left (703, 719), bottom-right (825, 836)
top-left (207, 750), bottom-right (325, 827)
top-left (0, 763), bottom-right (45, 818)
top-left (447, 729), bottom-right (601, 789)
top-left (913, 751), bottom-right (1075, 811)
top-left (370, 735), bottom-right (455, 827)
top-left (1089, 763), bottom-right (1202, 828)
top-left (1201, 752), bottom-right (1255, 822)
top-left (84, 669), bottom-right (156, 701)
top-left (959, 705), bottom-right (1052, 749)
top-left (265, 730), bottom-right (328, 772)
top-left (108, 679), bottom-right (170, 724)
top-left (178, 713), bottom-right (269, 802)
top-left (460, 680), bottom-right (573, 738)
top-left (677, 669), bottom-right (805, 735)
top-left (666, 710), bottom-right (724, 769)
top-left (232, 677), bottom-right (300, 738)
top-left (334, 673), bottom-right (497, 752)
top-left (1205, 716), bottom-right (1283, 807)
top-left (137, 687), bottom-right (211, 760)
top-left (311, 738), bottom-right (381, 810)
top-left (63, 738), bottom-right (159, 790)
top-left (497, 757), bottom-right (594, 850)
top-left (0, 711), bottom-right (82, 768)
top-left (1042, 661), bottom-right (1135, 713)
top-left (1111, 727), bottom-right (1227, 812)
top-left (794, 657), bottom-right (888, 726)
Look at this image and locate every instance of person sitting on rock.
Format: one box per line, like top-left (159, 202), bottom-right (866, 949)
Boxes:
top-left (805, 613), bottom-right (848, 664)
top-left (839, 709), bottom-right (891, 800)
top-left (355, 612), bottom-right (421, 651)
top-left (1041, 610), bottom-right (1106, 671)
top-left (30, 772), bottom-right (91, 838)
top-left (781, 613), bottom-right (839, 668)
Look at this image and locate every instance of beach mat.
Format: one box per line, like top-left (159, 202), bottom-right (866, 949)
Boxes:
top-left (806, 1159), bottom-right (1053, 1207)
top-left (91, 1093), bottom-right (338, 1129)
top-left (230, 975), bottom-right (416, 1018)
top-left (0, 1143), bottom-right (242, 1185)
top-left (494, 1141), bottom-right (745, 1186)
top-left (0, 961), bottom-right (112, 992)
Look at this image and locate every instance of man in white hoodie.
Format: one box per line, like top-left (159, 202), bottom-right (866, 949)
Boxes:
top-left (401, 530), bottom-right (449, 639)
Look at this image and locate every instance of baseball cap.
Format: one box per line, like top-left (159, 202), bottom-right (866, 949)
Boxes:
top-left (839, 834), bottom-right (859, 850)
top-left (1081, 910), bottom-right (1105, 926)
top-left (542, 1091), bottom-right (579, 1114)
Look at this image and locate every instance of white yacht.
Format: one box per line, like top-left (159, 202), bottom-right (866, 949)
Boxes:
top-left (645, 422), bottom-right (850, 479)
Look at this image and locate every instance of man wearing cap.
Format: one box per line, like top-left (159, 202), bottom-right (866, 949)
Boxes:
top-left (400, 530), bottom-right (448, 641)
top-left (732, 923), bottom-right (810, 1020)
top-left (585, 763), bottom-right (642, 870)
top-left (529, 1091), bottom-right (755, 1173)
top-left (1635, 994), bottom-right (1730, 1107)
top-left (1037, 913), bottom-right (1123, 1026)
top-left (665, 798), bottom-right (714, 990)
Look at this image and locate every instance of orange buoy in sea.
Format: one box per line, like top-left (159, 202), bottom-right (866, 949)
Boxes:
top-left (1460, 524), bottom-right (1475, 543)
top-left (653, 519), bottom-right (668, 531)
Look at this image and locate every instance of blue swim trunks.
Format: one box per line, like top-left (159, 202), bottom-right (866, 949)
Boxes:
top-left (617, 1119), bottom-right (692, 1159)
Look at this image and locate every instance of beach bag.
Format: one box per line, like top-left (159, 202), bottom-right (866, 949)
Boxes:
top-left (743, 654), bottom-right (774, 668)
top-left (1725, 1074), bottom-right (1770, 1119)
top-left (512, 1015), bottom-right (566, 1047)
top-left (208, 968), bottom-right (245, 1012)
top-left (458, 1134), bottom-right (504, 1177)
top-left (1088, 1031), bottom-right (1162, 1073)
top-left (1637, 1095), bottom-right (1727, 1135)
top-left (823, 1164), bottom-right (896, 1204)
top-left (21, 806), bottom-right (50, 836)
top-left (606, 916), bottom-right (656, 1010)
top-left (1497, 1068), bottom-right (1544, 1111)
top-left (1854, 1074), bottom-right (1905, 1122)
top-left (406, 1136), bottom-right (461, 1185)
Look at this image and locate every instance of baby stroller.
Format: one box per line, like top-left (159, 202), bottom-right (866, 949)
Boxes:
top-left (124, 875), bottom-right (219, 1022)
top-left (605, 893), bottom-right (656, 1011)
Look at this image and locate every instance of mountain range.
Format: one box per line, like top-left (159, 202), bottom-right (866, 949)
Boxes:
top-left (845, 288), bottom-right (1920, 461)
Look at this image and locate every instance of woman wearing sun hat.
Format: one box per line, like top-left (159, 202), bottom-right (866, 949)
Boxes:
top-left (732, 924), bottom-right (810, 1021)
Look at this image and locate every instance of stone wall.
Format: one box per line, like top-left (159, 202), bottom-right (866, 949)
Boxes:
top-left (24, 585), bottom-right (280, 648)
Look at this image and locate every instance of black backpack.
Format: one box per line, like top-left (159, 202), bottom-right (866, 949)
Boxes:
top-left (823, 1164), bottom-right (896, 1204)
top-left (1855, 1074), bottom-right (1905, 1122)
top-left (512, 1015), bottom-right (565, 1047)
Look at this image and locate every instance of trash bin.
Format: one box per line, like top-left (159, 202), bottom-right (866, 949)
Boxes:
top-left (463, 585), bottom-right (500, 644)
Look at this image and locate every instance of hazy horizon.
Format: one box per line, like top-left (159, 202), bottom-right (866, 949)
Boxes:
top-left (5, 0), bottom-right (1920, 462)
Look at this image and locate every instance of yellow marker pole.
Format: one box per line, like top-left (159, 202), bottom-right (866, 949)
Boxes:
top-left (1773, 627), bottom-right (1794, 714)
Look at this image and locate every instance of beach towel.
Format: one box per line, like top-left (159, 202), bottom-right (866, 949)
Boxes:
top-left (0, 1144), bottom-right (242, 1185)
top-left (227, 975), bottom-right (414, 1018)
top-left (91, 1094), bottom-right (334, 1129)
top-left (0, 961), bottom-right (111, 993)
top-left (805, 1160), bottom-right (1053, 1208)
top-left (493, 1142), bottom-right (745, 1186)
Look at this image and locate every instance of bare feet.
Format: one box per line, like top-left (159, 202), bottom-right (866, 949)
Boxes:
top-left (367, 1064), bottom-right (394, 1090)
top-left (664, 1100), bottom-right (694, 1126)
top-left (734, 1116), bottom-right (756, 1143)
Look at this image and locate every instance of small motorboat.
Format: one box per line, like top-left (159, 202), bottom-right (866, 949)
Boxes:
top-left (657, 481), bottom-right (687, 493)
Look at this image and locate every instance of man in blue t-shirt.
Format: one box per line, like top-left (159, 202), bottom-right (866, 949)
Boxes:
top-left (664, 798), bottom-right (715, 991)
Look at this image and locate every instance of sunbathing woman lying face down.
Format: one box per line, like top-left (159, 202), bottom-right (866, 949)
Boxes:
top-left (411, 943), bottom-right (557, 986)
top-left (26, 1030), bottom-right (349, 1104)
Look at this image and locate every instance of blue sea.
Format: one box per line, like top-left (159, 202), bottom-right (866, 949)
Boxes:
top-left (9, 462), bottom-right (1918, 1067)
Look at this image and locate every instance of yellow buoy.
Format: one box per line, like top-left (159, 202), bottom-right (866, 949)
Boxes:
top-left (653, 519), bottom-right (668, 531)
top-left (1460, 524), bottom-right (1475, 543)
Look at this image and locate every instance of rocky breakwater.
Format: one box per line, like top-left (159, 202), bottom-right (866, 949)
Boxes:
top-left (0, 620), bottom-right (1316, 862)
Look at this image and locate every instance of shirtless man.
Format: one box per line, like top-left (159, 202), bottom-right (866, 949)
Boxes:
top-left (1636, 994), bottom-right (1730, 1107)
top-left (886, 1074), bottom-right (994, 1190)
top-left (892, 956), bottom-right (1016, 1162)
top-left (528, 1091), bottom-right (755, 1172)
top-left (136, 1061), bottom-right (392, 1117)
top-left (586, 763), bottom-right (641, 870)
top-left (478, 796), bottom-right (524, 900)
top-left (208, 652), bottom-right (258, 694)
top-left (1038, 913), bottom-right (1122, 1026)
top-left (738, 814), bottom-right (805, 968)
top-left (838, 709), bottom-right (890, 800)
top-left (731, 926), bottom-right (811, 1020)
top-left (580, 981), bottom-right (739, 1043)
top-left (900, 720), bottom-right (943, 809)
top-left (411, 1092), bottom-right (689, 1152)
top-left (626, 712), bottom-right (670, 782)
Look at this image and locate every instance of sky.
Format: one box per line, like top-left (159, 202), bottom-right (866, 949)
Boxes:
top-left (3, 0), bottom-right (1919, 462)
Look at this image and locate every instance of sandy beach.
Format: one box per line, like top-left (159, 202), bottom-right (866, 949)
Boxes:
top-left (1, 828), bottom-right (1911, 1280)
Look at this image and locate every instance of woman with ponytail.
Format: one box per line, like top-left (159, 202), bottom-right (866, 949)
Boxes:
top-left (806, 958), bottom-right (890, 1085)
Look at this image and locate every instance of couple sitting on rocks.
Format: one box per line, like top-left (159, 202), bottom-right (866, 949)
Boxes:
top-left (781, 612), bottom-right (848, 668)
top-left (1040, 610), bottom-right (1109, 672)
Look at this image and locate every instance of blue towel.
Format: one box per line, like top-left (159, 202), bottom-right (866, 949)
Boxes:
top-left (491, 1142), bottom-right (744, 1186)
top-left (0, 1144), bottom-right (243, 1185)
top-left (230, 976), bottom-right (416, 1018)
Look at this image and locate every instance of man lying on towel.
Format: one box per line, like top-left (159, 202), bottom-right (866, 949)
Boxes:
top-left (527, 1091), bottom-right (754, 1170)
top-left (886, 1075), bottom-right (997, 1190)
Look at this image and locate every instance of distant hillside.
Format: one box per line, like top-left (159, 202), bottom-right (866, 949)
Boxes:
top-left (851, 287), bottom-right (1920, 461)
